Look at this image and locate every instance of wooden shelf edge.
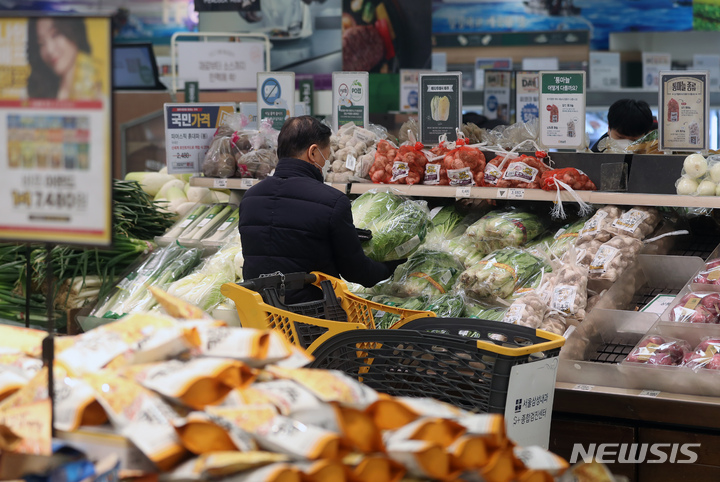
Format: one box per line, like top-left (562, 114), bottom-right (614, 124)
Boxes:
top-left (191, 176), bottom-right (720, 208)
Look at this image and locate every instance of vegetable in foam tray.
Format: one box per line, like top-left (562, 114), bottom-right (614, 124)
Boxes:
top-left (457, 248), bottom-right (551, 301)
top-left (361, 199), bottom-right (432, 262)
top-left (392, 250), bottom-right (464, 298)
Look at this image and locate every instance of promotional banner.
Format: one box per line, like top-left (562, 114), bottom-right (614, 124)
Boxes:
top-left (178, 41), bottom-right (264, 91)
top-left (516, 72), bottom-right (540, 123)
top-left (0, 16), bottom-right (112, 246)
top-left (419, 72), bottom-right (462, 145)
top-left (164, 103), bottom-right (236, 174)
top-left (483, 70), bottom-right (513, 123)
top-left (332, 72), bottom-right (369, 131)
top-left (257, 72), bottom-right (294, 130)
top-left (342, 0), bottom-right (431, 73)
top-left (539, 71), bottom-right (585, 150)
top-left (474, 57), bottom-right (512, 90)
top-left (659, 71), bottom-right (709, 152)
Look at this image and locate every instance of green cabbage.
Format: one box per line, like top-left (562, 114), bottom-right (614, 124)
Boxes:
top-left (351, 191), bottom-right (403, 230)
top-left (392, 249), bottom-right (464, 297)
top-left (363, 200), bottom-right (431, 261)
top-left (463, 209), bottom-right (546, 254)
top-left (424, 292), bottom-right (465, 318)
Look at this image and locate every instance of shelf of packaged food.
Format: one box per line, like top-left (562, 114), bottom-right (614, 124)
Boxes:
top-left (191, 176), bottom-right (720, 208)
top-left (189, 176), bottom-right (348, 192)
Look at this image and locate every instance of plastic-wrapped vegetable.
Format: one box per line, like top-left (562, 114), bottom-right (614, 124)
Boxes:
top-left (463, 302), bottom-right (507, 321)
top-left (624, 335), bottom-right (690, 365)
top-left (547, 218), bottom-right (587, 259)
top-left (350, 190), bottom-right (403, 230)
top-left (424, 292), bottom-right (465, 318)
top-left (424, 205), bottom-right (481, 249)
top-left (541, 168), bottom-right (597, 191)
top-left (363, 200), bottom-right (432, 262)
top-left (370, 295), bottom-right (427, 329)
top-left (463, 209), bottom-right (545, 254)
top-left (668, 292), bottom-right (720, 324)
top-left (539, 312), bottom-right (566, 336)
top-left (600, 207), bottom-right (660, 240)
top-left (236, 122), bottom-right (279, 180)
top-left (203, 135), bottom-right (240, 178)
top-left (576, 206), bottom-right (624, 245)
top-left (446, 235), bottom-right (486, 268)
top-left (327, 123), bottom-right (379, 182)
top-left (392, 250), bottom-right (464, 298)
top-left (457, 248), bottom-right (550, 301)
top-left (547, 248), bottom-right (588, 324)
top-left (588, 235), bottom-right (643, 282)
top-left (625, 129), bottom-right (660, 155)
top-left (502, 290), bottom-right (546, 329)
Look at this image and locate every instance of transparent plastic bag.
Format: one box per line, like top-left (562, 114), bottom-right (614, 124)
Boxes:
top-left (547, 247), bottom-right (588, 322)
top-left (575, 205), bottom-right (624, 244)
top-left (203, 135), bottom-right (240, 178)
top-left (457, 247), bottom-right (551, 301)
top-left (462, 208), bottom-right (545, 254)
top-left (391, 249), bottom-right (464, 298)
top-left (624, 334), bottom-right (691, 366)
top-left (502, 290), bottom-right (546, 329)
top-left (363, 199), bottom-right (431, 261)
top-left (668, 292), bottom-right (720, 324)
top-left (424, 292), bottom-right (464, 318)
top-left (684, 337), bottom-right (720, 371)
top-left (237, 119), bottom-right (279, 179)
top-left (600, 206), bottom-right (660, 240)
top-left (693, 258), bottom-right (720, 285)
top-left (587, 235), bottom-right (643, 282)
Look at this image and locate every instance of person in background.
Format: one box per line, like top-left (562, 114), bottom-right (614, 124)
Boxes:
top-left (26, 17), bottom-right (101, 100)
top-left (238, 116), bottom-right (403, 303)
top-left (591, 99), bottom-right (655, 152)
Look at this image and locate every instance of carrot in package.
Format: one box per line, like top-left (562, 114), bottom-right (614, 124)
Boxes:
top-left (173, 410), bottom-right (257, 454)
top-left (342, 453), bottom-right (405, 482)
top-left (195, 451), bottom-right (291, 478)
top-left (365, 396), bottom-right (468, 431)
top-left (384, 438), bottom-right (459, 481)
top-left (194, 325), bottom-right (294, 367)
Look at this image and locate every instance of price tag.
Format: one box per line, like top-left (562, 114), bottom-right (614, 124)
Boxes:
top-left (496, 188), bottom-right (509, 198)
top-left (213, 178), bottom-right (228, 188)
top-left (573, 384), bottom-right (594, 391)
top-left (456, 187), bottom-right (472, 198)
top-left (240, 178), bottom-right (254, 189)
top-left (509, 188), bottom-right (525, 199)
top-left (639, 390), bottom-right (660, 398)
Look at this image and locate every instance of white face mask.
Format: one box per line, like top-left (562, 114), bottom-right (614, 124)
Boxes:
top-left (311, 148), bottom-right (330, 181)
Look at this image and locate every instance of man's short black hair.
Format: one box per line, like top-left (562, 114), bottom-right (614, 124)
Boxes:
top-left (277, 116), bottom-right (332, 159)
top-left (607, 99), bottom-right (654, 138)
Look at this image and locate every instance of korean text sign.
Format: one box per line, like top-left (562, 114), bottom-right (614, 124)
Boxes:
top-left (0, 16), bottom-right (112, 246)
top-left (659, 71), bottom-right (708, 152)
top-left (178, 42), bottom-right (264, 90)
top-left (164, 103), bottom-right (236, 174)
top-left (539, 71), bottom-right (585, 149)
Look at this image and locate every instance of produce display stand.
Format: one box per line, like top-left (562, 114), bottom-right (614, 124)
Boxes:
top-left (199, 148), bottom-right (720, 480)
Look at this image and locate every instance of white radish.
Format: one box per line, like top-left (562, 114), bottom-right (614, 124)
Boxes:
top-left (154, 179), bottom-right (185, 200)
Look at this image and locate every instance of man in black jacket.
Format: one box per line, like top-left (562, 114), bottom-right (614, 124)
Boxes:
top-left (238, 115), bottom-right (400, 303)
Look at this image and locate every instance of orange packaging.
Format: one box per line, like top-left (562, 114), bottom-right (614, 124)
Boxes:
top-left (480, 446), bottom-right (521, 482)
top-left (229, 463), bottom-right (302, 482)
top-left (343, 453), bottom-right (405, 482)
top-left (294, 459), bottom-right (349, 482)
top-left (0, 352), bottom-right (43, 402)
top-left (253, 415), bottom-right (341, 460)
top-left (173, 411), bottom-right (257, 454)
top-left (120, 358), bottom-right (256, 409)
top-left (194, 326), bottom-right (294, 367)
top-left (513, 445), bottom-right (569, 477)
top-left (383, 417), bottom-right (466, 449)
top-left (204, 404), bottom-right (279, 434)
top-left (384, 439), bottom-right (459, 481)
top-left (197, 451), bottom-right (291, 478)
top-left (365, 396), bottom-right (468, 430)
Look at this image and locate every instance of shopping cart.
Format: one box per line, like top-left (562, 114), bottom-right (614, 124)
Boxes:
top-left (220, 271), bottom-right (435, 354)
top-left (308, 317), bottom-right (565, 414)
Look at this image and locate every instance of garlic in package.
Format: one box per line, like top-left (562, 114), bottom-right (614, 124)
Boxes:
top-left (600, 206), bottom-right (660, 240)
top-left (588, 235), bottom-right (643, 282)
top-left (575, 205), bottom-right (624, 244)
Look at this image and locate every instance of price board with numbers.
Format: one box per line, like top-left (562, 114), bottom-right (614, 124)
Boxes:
top-left (659, 71), bottom-right (709, 152)
top-left (164, 103), bottom-right (236, 174)
top-left (0, 15), bottom-right (113, 246)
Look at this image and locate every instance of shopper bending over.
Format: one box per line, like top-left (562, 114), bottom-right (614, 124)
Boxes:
top-left (591, 99), bottom-right (655, 152)
top-left (238, 115), bottom-right (402, 303)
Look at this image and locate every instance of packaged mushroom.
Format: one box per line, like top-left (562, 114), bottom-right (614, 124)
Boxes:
top-left (588, 235), bottom-right (644, 282)
top-left (600, 207), bottom-right (660, 240)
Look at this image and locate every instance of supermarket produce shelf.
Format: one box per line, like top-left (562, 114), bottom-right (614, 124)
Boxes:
top-left (191, 176), bottom-right (720, 208)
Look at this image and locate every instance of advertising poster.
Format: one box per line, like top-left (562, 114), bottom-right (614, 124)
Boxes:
top-left (342, 0), bottom-right (431, 73)
top-left (539, 71), bottom-right (585, 149)
top-left (400, 69), bottom-right (422, 112)
top-left (483, 70), bottom-right (512, 123)
top-left (659, 71), bottom-right (709, 152)
top-left (516, 71), bottom-right (539, 123)
top-left (474, 57), bottom-right (512, 90)
top-left (257, 72), bottom-right (294, 130)
top-left (332, 72), bottom-right (369, 131)
top-left (419, 72), bottom-right (462, 145)
top-left (0, 16), bottom-right (112, 246)
top-left (432, 0), bottom-right (692, 51)
top-left (164, 103), bottom-right (236, 174)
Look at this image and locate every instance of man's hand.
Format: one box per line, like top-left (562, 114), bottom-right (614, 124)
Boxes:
top-left (383, 258), bottom-right (408, 274)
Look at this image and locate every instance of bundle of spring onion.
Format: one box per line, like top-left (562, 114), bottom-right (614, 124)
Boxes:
top-left (0, 244), bottom-right (63, 328)
top-left (113, 179), bottom-right (176, 240)
top-left (92, 244), bottom-right (202, 319)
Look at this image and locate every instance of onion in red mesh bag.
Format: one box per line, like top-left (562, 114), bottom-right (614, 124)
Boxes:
top-left (440, 142), bottom-right (486, 187)
top-left (389, 142), bottom-right (428, 185)
top-left (541, 168), bottom-right (597, 191)
top-left (369, 139), bottom-right (399, 184)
